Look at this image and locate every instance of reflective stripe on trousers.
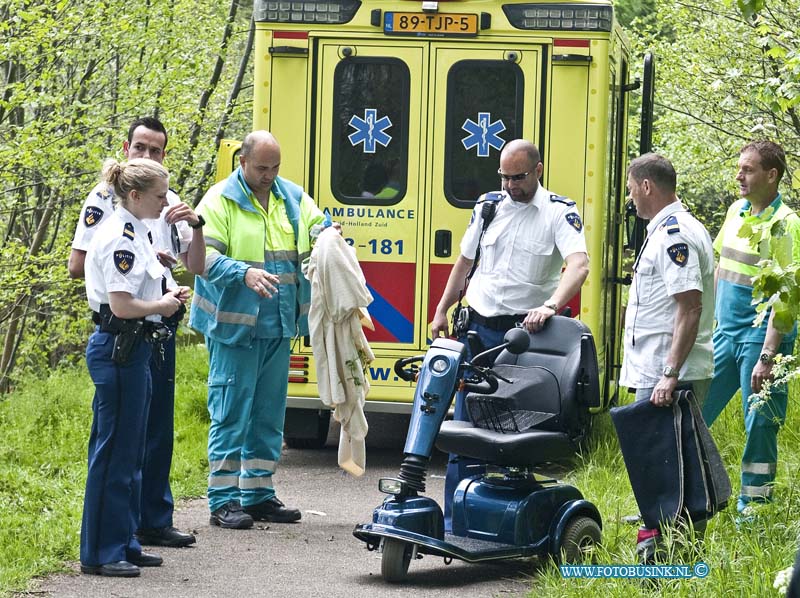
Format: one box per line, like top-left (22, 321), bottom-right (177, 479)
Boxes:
top-left (205, 336), bottom-right (290, 512)
top-left (702, 330), bottom-right (791, 511)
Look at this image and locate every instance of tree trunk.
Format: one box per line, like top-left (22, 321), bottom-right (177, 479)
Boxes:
top-left (175, 0), bottom-right (240, 189)
top-left (0, 183), bottom-right (61, 392)
top-left (0, 300), bottom-right (30, 393)
top-left (192, 16), bottom-right (255, 205)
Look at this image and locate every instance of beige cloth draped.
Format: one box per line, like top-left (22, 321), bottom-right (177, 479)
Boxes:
top-left (306, 227), bottom-right (374, 476)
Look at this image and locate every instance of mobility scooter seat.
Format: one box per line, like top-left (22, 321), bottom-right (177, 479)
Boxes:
top-left (436, 316), bottom-right (599, 466)
top-left (437, 420), bottom-right (578, 465)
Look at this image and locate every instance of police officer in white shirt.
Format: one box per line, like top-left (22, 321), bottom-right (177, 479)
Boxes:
top-left (431, 139), bottom-right (590, 531)
top-left (619, 153), bottom-right (714, 406)
top-left (69, 117), bottom-right (204, 549)
top-left (81, 158), bottom-right (191, 577)
top-left (618, 153), bottom-right (714, 563)
top-left (70, 118), bottom-right (204, 281)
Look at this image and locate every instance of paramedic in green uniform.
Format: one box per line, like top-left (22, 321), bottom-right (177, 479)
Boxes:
top-left (191, 131), bottom-right (326, 529)
top-left (703, 140), bottom-right (800, 516)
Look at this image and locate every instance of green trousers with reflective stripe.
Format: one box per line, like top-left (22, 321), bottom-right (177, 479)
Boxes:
top-left (205, 336), bottom-right (290, 512)
top-left (702, 328), bottom-right (792, 512)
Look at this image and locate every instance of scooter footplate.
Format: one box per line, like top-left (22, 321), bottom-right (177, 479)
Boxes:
top-left (354, 523), bottom-right (546, 562)
top-left (443, 533), bottom-right (515, 553)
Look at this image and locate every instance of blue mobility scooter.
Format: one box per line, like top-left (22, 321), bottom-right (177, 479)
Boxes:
top-left (353, 316), bottom-right (603, 582)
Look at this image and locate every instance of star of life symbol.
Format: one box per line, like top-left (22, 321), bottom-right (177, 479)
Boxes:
top-left (462, 112), bottom-right (506, 157)
top-left (348, 108), bottom-right (393, 153)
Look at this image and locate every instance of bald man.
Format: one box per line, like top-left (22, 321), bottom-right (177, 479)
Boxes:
top-left (191, 131), bottom-right (326, 529)
top-left (430, 139), bottom-right (589, 532)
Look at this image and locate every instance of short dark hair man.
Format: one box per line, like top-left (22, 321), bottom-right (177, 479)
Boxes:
top-left (619, 153), bottom-right (715, 561)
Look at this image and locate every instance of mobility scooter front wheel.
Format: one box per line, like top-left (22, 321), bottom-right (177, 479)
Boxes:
top-left (381, 538), bottom-right (413, 582)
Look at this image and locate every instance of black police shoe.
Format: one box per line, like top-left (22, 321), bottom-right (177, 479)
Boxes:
top-left (136, 526), bottom-right (197, 547)
top-left (244, 496), bottom-right (302, 523)
top-left (209, 500), bottom-right (254, 529)
top-left (80, 560), bottom-right (141, 577)
top-left (126, 551), bottom-right (163, 567)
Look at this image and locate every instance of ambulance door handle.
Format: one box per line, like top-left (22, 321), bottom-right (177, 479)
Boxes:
top-left (552, 54), bottom-right (592, 63)
top-left (270, 46), bottom-right (309, 56)
top-left (434, 230), bottom-right (452, 258)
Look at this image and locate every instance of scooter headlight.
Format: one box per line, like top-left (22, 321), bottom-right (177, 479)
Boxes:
top-left (430, 357), bottom-right (449, 374)
top-left (378, 478), bottom-right (406, 495)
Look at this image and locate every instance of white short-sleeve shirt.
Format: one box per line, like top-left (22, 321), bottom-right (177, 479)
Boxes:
top-left (72, 182), bottom-right (191, 287)
top-left (619, 201), bottom-right (715, 387)
top-left (460, 186), bottom-right (588, 317)
top-left (84, 207), bottom-right (166, 322)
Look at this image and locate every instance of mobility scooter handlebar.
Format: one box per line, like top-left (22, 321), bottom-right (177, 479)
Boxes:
top-left (395, 327), bottom-right (529, 392)
top-left (394, 356), bottom-right (424, 382)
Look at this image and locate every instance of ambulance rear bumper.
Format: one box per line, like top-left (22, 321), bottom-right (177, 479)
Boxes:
top-left (286, 396), bottom-right (414, 414)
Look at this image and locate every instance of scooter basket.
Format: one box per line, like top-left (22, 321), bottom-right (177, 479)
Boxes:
top-left (466, 396), bottom-right (555, 433)
top-left (465, 365), bottom-right (560, 434)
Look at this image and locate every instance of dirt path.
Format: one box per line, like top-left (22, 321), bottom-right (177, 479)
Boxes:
top-left (28, 419), bottom-right (535, 598)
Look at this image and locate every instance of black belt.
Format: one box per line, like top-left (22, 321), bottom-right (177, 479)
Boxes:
top-left (92, 305), bottom-right (172, 341)
top-left (91, 304), bottom-right (144, 334)
top-left (467, 307), bottom-right (525, 331)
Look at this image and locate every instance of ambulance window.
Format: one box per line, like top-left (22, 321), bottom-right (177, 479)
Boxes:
top-left (331, 58), bottom-right (409, 205)
top-left (444, 60), bottom-right (524, 207)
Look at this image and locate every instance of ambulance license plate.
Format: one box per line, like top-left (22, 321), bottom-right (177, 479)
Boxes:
top-left (384, 12), bottom-right (478, 37)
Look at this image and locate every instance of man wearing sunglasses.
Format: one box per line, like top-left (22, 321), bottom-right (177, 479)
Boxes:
top-left (69, 117), bottom-right (205, 552)
top-left (430, 138), bottom-right (589, 531)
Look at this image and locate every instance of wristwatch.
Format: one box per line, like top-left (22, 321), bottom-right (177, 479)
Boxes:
top-left (189, 214), bottom-right (205, 229)
top-left (759, 351), bottom-right (775, 365)
top-left (543, 300), bottom-right (558, 312)
top-left (662, 365), bottom-right (679, 378)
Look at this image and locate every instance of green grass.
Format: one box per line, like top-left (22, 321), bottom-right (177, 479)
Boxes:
top-left (1, 347), bottom-right (799, 596)
top-left (0, 340), bottom-right (210, 595)
top-left (528, 389), bottom-right (800, 597)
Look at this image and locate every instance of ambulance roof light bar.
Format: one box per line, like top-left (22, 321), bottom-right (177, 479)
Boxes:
top-left (502, 3), bottom-right (613, 32)
top-left (254, 0), bottom-right (361, 24)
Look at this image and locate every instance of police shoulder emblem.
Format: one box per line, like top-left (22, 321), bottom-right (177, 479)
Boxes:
top-left (550, 194), bottom-right (576, 206)
top-left (565, 212), bottom-right (583, 232)
top-left (97, 187), bottom-right (114, 202)
top-left (667, 243), bottom-right (689, 267)
top-left (114, 250), bottom-right (135, 275)
top-left (123, 222), bottom-right (135, 241)
top-left (663, 214), bottom-right (681, 235)
top-left (84, 206), bottom-right (104, 228)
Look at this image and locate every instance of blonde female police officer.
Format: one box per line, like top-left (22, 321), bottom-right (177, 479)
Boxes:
top-left (80, 158), bottom-right (190, 577)
top-left (70, 117), bottom-right (203, 549)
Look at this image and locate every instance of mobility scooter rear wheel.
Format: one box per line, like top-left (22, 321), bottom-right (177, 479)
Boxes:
top-left (558, 516), bottom-right (601, 564)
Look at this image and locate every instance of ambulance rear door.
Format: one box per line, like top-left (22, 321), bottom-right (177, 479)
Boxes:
top-left (312, 37), bottom-right (542, 403)
top-left (314, 39), bottom-right (429, 400)
top-left (425, 43), bottom-right (543, 338)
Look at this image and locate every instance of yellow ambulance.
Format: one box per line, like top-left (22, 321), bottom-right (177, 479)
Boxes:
top-left (216, 0), bottom-right (654, 447)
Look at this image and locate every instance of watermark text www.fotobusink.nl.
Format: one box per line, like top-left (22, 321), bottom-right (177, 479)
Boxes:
top-left (560, 562), bottom-right (710, 579)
